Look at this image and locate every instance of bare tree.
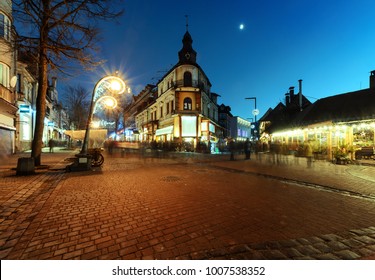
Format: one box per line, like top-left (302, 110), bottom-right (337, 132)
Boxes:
top-left (62, 85), bottom-right (90, 130)
top-left (12, 0), bottom-right (123, 166)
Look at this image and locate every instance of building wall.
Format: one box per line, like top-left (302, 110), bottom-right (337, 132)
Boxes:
top-left (0, 0), bottom-right (17, 154)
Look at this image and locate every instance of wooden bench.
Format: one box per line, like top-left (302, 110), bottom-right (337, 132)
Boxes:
top-left (355, 146), bottom-right (374, 160)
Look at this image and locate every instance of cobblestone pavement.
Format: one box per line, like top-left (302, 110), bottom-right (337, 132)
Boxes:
top-left (0, 149), bottom-right (374, 260)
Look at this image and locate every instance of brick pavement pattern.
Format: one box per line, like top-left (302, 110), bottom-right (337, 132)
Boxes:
top-left (1, 150), bottom-right (375, 260)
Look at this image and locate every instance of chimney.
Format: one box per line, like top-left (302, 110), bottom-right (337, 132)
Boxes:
top-left (298, 79), bottom-right (303, 111)
top-left (52, 77), bottom-right (57, 89)
top-left (285, 92), bottom-right (290, 105)
top-left (289, 86), bottom-right (295, 96)
top-left (370, 70), bottom-right (375, 89)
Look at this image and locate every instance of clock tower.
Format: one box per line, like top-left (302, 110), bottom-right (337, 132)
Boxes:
top-left (178, 30), bottom-right (197, 64)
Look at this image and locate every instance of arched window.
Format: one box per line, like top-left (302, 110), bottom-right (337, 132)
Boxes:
top-left (183, 71), bottom-right (192, 87)
top-left (183, 97), bottom-right (192, 110)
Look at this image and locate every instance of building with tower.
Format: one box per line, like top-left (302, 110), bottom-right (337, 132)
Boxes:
top-left (135, 27), bottom-right (223, 152)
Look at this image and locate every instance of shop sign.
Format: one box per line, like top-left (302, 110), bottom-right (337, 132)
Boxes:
top-left (19, 104), bottom-right (30, 113)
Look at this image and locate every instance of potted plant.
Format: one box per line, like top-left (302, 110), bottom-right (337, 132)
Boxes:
top-left (333, 145), bottom-right (350, 164)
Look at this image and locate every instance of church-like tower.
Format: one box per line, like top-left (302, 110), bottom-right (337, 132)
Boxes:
top-left (178, 31), bottom-right (197, 64)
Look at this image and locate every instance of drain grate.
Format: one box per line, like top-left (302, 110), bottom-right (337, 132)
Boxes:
top-left (161, 176), bottom-right (181, 182)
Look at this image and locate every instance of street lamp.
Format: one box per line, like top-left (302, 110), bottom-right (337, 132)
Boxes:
top-left (80, 75), bottom-right (126, 155)
top-left (245, 97), bottom-right (258, 122)
top-left (245, 97), bottom-right (259, 139)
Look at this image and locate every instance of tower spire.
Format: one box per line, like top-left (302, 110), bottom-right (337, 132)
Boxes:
top-left (185, 15), bottom-right (189, 31)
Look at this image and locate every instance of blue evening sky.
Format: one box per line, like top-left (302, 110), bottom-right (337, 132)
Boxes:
top-left (73, 0), bottom-right (375, 120)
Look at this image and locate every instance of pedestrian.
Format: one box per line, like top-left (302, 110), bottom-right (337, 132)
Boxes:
top-left (229, 138), bottom-right (235, 161)
top-left (305, 140), bottom-right (313, 168)
top-left (107, 137), bottom-right (114, 155)
top-left (48, 138), bottom-right (55, 153)
top-left (244, 138), bottom-right (251, 160)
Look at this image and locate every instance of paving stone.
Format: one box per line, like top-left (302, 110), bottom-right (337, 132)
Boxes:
top-left (353, 236), bottom-right (375, 245)
top-left (280, 248), bottom-right (305, 258)
top-left (349, 229), bottom-right (368, 235)
top-left (259, 249), bottom-right (289, 260)
top-left (249, 242), bottom-right (269, 250)
top-left (320, 234), bottom-right (340, 242)
top-left (314, 253), bottom-right (341, 260)
top-left (228, 244), bottom-right (251, 254)
top-left (295, 245), bottom-right (321, 256)
top-left (295, 238), bottom-right (311, 245)
top-left (334, 250), bottom-right (361, 260)
top-left (341, 238), bottom-right (365, 248)
top-left (277, 239), bottom-right (301, 248)
top-left (312, 242), bottom-right (333, 254)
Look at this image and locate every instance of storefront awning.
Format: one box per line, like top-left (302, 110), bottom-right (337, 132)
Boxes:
top-left (155, 125), bottom-right (173, 136)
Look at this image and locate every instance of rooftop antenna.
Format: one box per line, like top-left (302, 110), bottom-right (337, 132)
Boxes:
top-left (185, 15), bottom-right (189, 31)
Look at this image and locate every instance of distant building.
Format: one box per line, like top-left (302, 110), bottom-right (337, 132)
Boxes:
top-left (259, 80), bottom-right (311, 138)
top-left (230, 116), bottom-right (252, 142)
top-left (120, 84), bottom-right (157, 141)
top-left (218, 103), bottom-right (233, 139)
top-left (135, 29), bottom-right (222, 152)
top-left (45, 77), bottom-right (69, 145)
top-left (259, 71), bottom-right (375, 160)
top-left (14, 56), bottom-right (38, 152)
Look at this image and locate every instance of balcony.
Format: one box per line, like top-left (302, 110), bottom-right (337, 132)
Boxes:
top-left (172, 79), bottom-right (207, 91)
top-left (0, 84), bottom-right (13, 103)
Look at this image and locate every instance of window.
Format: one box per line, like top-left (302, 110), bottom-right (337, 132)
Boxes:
top-left (166, 102), bottom-right (170, 114)
top-left (183, 71), bottom-right (192, 87)
top-left (0, 63), bottom-right (10, 87)
top-left (183, 97), bottom-right (192, 110)
top-left (16, 73), bottom-right (21, 93)
top-left (0, 13), bottom-right (11, 41)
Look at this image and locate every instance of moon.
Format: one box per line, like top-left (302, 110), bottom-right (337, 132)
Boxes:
top-left (239, 24), bottom-right (244, 30)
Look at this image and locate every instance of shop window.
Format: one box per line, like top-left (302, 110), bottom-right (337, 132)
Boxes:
top-left (183, 97), bottom-right (192, 110)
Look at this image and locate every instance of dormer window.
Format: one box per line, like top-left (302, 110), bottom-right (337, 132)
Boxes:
top-left (184, 71), bottom-right (192, 87)
top-left (183, 97), bottom-right (192, 110)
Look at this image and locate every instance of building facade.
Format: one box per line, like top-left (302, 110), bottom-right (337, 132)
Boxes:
top-left (1, 1), bottom-right (69, 154)
top-left (259, 71), bottom-right (375, 160)
top-left (218, 104), bottom-right (233, 139)
top-left (135, 30), bottom-right (222, 152)
top-left (14, 59), bottom-right (37, 152)
top-left (0, 0), bottom-right (17, 155)
top-left (230, 116), bottom-right (252, 142)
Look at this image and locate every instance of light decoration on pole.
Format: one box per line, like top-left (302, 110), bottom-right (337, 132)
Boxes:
top-left (80, 75), bottom-right (126, 155)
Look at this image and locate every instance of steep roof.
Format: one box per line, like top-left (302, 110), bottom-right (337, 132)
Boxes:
top-left (298, 87), bottom-right (375, 125)
top-left (157, 31), bottom-right (212, 87)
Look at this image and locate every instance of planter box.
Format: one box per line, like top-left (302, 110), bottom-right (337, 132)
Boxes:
top-left (16, 157), bottom-right (35, 176)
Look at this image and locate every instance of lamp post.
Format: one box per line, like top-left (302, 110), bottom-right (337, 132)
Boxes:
top-left (245, 97), bottom-right (258, 122)
top-left (245, 97), bottom-right (259, 139)
top-left (80, 75), bottom-right (126, 155)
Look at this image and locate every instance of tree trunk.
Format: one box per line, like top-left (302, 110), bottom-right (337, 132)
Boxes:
top-left (31, 14), bottom-right (49, 166)
top-left (31, 53), bottom-right (48, 166)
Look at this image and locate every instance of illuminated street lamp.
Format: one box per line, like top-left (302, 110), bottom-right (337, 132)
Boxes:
top-left (80, 75), bottom-right (126, 155)
top-left (245, 97), bottom-right (259, 139)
